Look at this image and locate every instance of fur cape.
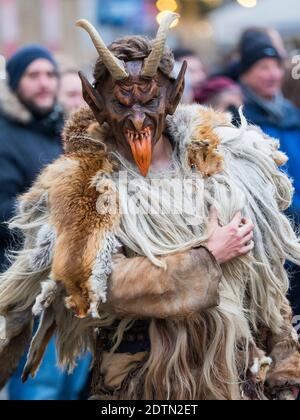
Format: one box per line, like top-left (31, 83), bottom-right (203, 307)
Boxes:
top-left (0, 103), bottom-right (300, 400)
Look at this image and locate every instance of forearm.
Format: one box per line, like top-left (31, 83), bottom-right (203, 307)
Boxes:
top-left (106, 247), bottom-right (222, 319)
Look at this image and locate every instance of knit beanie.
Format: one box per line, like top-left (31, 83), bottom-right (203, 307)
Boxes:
top-left (6, 45), bottom-right (58, 91)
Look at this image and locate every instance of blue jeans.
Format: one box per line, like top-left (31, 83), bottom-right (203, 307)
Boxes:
top-left (9, 336), bottom-right (92, 400)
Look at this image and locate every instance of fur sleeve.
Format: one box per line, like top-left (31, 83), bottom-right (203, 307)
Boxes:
top-left (105, 247), bottom-right (221, 319)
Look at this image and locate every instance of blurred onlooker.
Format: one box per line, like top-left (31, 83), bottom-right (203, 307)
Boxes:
top-left (194, 76), bottom-right (243, 116)
top-left (282, 57), bottom-right (300, 110)
top-left (174, 48), bottom-right (207, 98)
top-left (240, 27), bottom-right (287, 61)
top-left (58, 69), bottom-right (85, 116)
top-left (238, 37), bottom-right (300, 320)
top-left (0, 45), bottom-right (63, 272)
top-left (220, 27), bottom-right (287, 82)
top-left (0, 45), bottom-right (91, 400)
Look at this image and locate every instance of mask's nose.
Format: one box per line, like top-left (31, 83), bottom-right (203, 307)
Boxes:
top-left (129, 113), bottom-right (146, 132)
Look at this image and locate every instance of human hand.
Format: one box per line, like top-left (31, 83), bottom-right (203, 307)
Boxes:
top-left (206, 208), bottom-right (255, 264)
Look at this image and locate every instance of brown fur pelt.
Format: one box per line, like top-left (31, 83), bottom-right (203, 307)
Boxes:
top-left (48, 151), bottom-right (120, 317)
top-left (187, 124), bottom-right (224, 178)
top-left (12, 148), bottom-right (120, 319)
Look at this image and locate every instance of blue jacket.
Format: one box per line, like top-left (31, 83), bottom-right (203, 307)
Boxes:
top-left (243, 92), bottom-right (300, 319)
top-left (243, 96), bottom-right (300, 219)
top-left (0, 96), bottom-right (63, 271)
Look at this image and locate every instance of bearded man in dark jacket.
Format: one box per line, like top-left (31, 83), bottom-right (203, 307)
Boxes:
top-left (0, 46), bottom-right (92, 401)
top-left (0, 46), bottom-right (63, 271)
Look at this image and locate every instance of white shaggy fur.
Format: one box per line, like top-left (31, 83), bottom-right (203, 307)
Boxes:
top-left (32, 278), bottom-right (58, 316)
top-left (250, 357), bottom-right (273, 376)
top-left (30, 224), bottom-right (56, 271)
top-left (89, 233), bottom-right (121, 317)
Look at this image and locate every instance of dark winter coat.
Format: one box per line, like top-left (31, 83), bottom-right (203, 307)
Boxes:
top-left (242, 86), bottom-right (300, 319)
top-left (0, 81), bottom-right (63, 271)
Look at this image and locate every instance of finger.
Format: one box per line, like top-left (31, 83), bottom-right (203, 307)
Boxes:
top-left (229, 212), bottom-right (242, 227)
top-left (239, 240), bottom-right (255, 255)
top-left (209, 207), bottom-right (220, 229)
top-left (241, 231), bottom-right (254, 245)
top-left (239, 221), bottom-right (254, 237)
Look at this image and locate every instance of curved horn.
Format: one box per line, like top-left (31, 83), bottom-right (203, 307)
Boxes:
top-left (76, 19), bottom-right (128, 81)
top-left (142, 12), bottom-right (179, 78)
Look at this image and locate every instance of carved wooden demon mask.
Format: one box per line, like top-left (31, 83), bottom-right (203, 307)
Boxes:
top-left (77, 13), bottom-right (187, 177)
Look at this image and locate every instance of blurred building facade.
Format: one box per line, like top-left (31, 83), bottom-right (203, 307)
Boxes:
top-left (0, 0), bottom-right (95, 65)
top-left (1, 0), bottom-right (299, 69)
top-left (0, 0), bottom-right (222, 68)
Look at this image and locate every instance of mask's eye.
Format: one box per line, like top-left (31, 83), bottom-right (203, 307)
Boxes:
top-left (145, 98), bottom-right (157, 106)
top-left (114, 100), bottom-right (129, 109)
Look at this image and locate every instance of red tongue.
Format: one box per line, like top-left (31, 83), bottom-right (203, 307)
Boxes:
top-left (128, 134), bottom-right (152, 177)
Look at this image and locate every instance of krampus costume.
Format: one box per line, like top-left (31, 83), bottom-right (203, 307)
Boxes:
top-left (0, 13), bottom-right (300, 400)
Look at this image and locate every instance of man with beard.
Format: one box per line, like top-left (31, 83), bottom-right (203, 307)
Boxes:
top-left (0, 45), bottom-right (63, 271)
top-left (0, 14), bottom-right (299, 400)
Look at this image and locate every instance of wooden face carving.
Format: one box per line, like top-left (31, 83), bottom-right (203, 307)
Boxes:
top-left (80, 60), bottom-right (187, 176)
top-left (108, 61), bottom-right (170, 176)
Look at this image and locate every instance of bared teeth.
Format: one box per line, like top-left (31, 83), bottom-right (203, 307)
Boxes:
top-left (126, 127), bottom-right (151, 142)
